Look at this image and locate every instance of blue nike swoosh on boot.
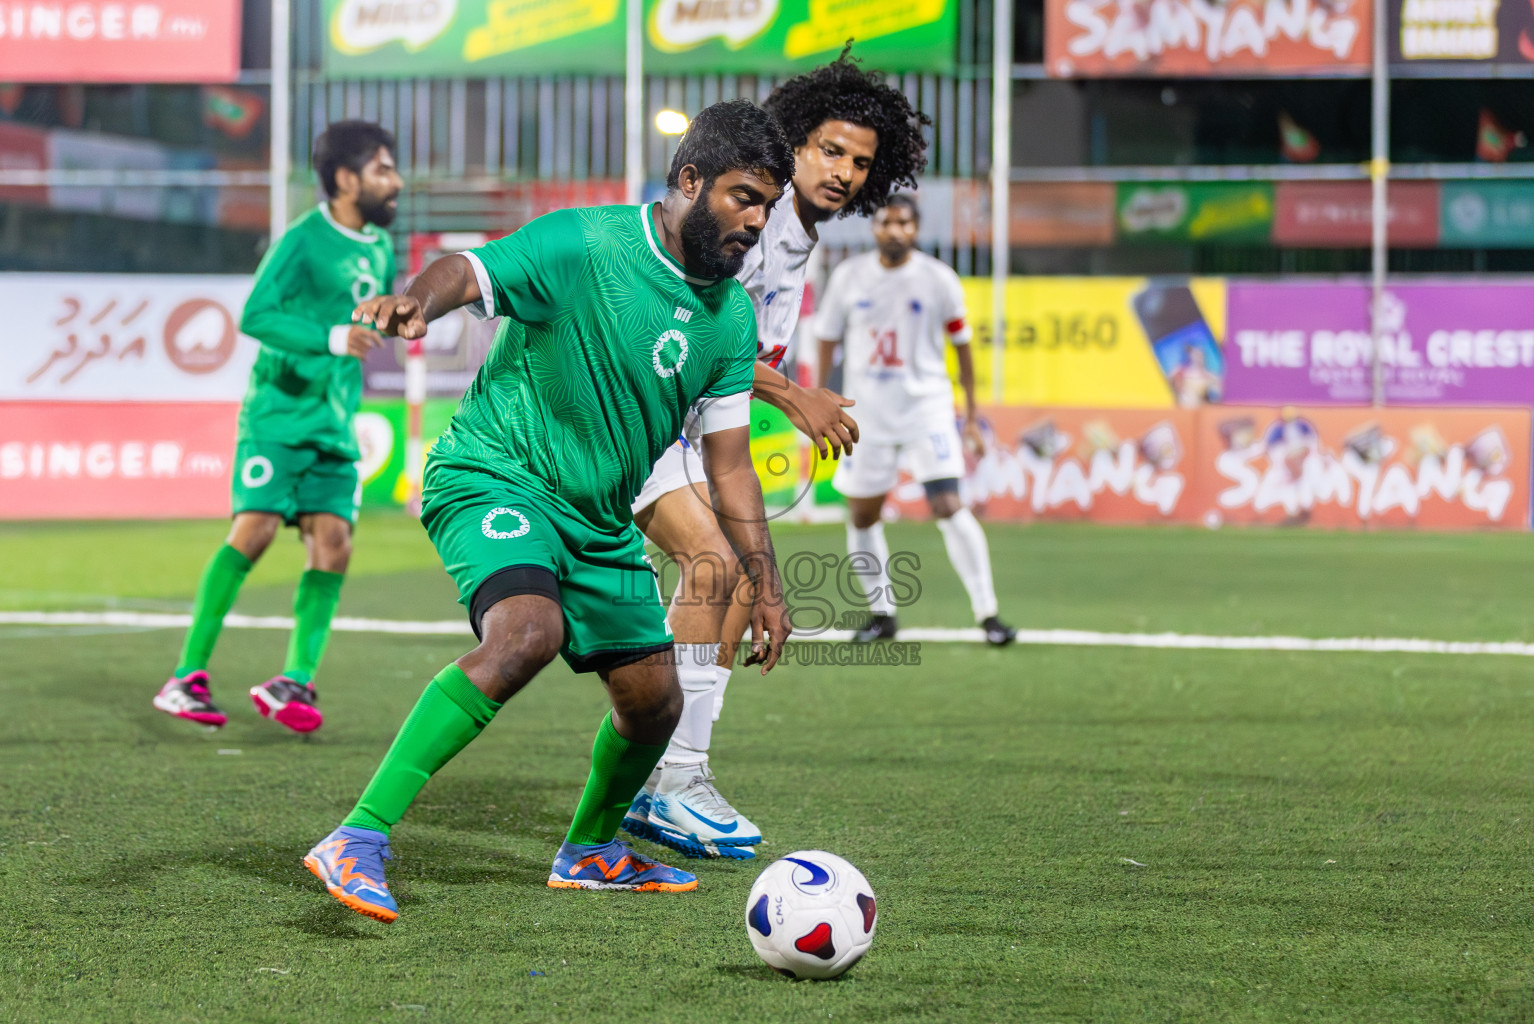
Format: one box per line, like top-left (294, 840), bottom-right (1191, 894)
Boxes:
top-left (677, 802), bottom-right (740, 834)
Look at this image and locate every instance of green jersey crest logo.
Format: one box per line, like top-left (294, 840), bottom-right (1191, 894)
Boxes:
top-left (481, 507), bottom-right (531, 540)
top-left (653, 329), bottom-right (689, 378)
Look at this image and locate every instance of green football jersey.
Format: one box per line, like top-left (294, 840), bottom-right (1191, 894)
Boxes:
top-left (430, 204), bottom-right (758, 532)
top-left (237, 204), bottom-right (396, 460)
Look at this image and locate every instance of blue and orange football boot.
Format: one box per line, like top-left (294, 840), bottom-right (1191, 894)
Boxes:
top-left (547, 839), bottom-right (698, 892)
top-left (303, 826), bottom-right (399, 922)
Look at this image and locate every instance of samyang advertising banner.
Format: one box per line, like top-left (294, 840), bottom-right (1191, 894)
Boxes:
top-left (0, 1), bottom-right (242, 83)
top-left (884, 404), bottom-right (1531, 531)
top-left (323, 0), bottom-right (956, 78)
top-left (1046, 0), bottom-right (1372, 77)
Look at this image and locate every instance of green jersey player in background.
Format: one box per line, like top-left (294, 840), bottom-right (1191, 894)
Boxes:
top-left (153, 121), bottom-right (401, 734)
top-left (301, 100), bottom-right (795, 921)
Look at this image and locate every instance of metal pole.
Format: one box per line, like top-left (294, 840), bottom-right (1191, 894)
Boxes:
top-left (1369, 0), bottom-right (1389, 407)
top-left (990, 0), bottom-right (1012, 405)
top-left (624, 0), bottom-right (644, 205)
top-left (269, 0), bottom-right (292, 241)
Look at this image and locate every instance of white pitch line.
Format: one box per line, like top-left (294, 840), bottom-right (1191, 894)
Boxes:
top-left (2, 611), bottom-right (1534, 657)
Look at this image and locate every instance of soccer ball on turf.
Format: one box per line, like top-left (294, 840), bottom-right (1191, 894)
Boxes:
top-left (745, 850), bottom-right (877, 980)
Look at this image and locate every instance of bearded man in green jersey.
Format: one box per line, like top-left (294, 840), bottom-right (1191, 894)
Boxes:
top-left (153, 121), bottom-right (402, 734)
top-left (301, 100), bottom-right (796, 919)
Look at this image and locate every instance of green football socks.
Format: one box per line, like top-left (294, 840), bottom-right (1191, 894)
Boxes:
top-left (174, 544), bottom-right (253, 677)
top-left (343, 664), bottom-right (502, 834)
top-left (565, 713), bottom-right (668, 846)
top-left (283, 569), bottom-right (345, 685)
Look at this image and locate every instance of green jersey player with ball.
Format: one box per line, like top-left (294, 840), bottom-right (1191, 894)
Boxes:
top-left (302, 100), bottom-right (795, 920)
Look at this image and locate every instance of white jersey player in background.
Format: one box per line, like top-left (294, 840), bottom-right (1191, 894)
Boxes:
top-left (816, 193), bottom-right (1017, 647)
top-left (623, 52), bottom-right (933, 859)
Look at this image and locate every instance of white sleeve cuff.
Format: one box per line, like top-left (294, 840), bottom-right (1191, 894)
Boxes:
top-left (949, 327), bottom-right (973, 345)
top-left (459, 251), bottom-right (495, 320)
top-left (697, 391), bottom-right (751, 434)
top-left (328, 325), bottom-right (351, 356)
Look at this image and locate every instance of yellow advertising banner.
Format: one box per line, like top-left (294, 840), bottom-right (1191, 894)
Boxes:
top-left (956, 277), bottom-right (1228, 408)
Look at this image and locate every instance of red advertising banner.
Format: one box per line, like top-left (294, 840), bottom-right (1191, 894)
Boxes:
top-left (886, 404), bottom-right (1531, 530)
top-left (0, 402), bottom-right (237, 519)
top-left (0, 120), bottom-right (47, 203)
top-left (1273, 182), bottom-right (1441, 247)
top-left (0, 2), bottom-right (241, 83)
top-left (1046, 0), bottom-right (1372, 77)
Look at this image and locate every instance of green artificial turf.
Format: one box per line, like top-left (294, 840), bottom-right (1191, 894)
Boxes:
top-left (1, 515), bottom-right (1531, 1022)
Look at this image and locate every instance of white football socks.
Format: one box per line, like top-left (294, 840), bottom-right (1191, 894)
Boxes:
top-left (846, 521), bottom-right (895, 616)
top-left (712, 663), bottom-right (730, 722)
top-left (661, 642), bottom-right (720, 769)
top-left (936, 507), bottom-right (999, 621)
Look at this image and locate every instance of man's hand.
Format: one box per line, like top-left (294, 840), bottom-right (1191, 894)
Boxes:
top-left (353, 294), bottom-right (428, 339)
top-left (742, 563), bottom-right (793, 674)
top-left (784, 384), bottom-right (859, 460)
top-left (346, 325), bottom-right (387, 358)
top-left (754, 361), bottom-right (860, 460)
top-left (962, 415), bottom-right (986, 457)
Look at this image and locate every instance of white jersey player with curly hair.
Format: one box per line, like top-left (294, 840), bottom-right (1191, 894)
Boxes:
top-left (622, 52), bottom-right (933, 860)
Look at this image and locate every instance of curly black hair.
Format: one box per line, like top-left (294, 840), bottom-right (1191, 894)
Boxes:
top-left (762, 46), bottom-right (931, 218)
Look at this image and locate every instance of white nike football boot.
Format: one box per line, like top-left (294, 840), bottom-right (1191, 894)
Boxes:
top-left (644, 763), bottom-right (763, 860)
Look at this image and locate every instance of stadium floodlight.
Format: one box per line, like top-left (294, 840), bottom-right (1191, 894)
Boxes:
top-left (655, 110), bottom-right (690, 135)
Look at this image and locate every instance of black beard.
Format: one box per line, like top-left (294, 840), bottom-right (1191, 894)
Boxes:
top-left (359, 191), bottom-right (398, 228)
top-left (680, 195), bottom-right (756, 279)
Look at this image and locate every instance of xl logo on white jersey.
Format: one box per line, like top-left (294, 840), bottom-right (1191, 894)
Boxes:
top-left (653, 329), bottom-right (689, 378)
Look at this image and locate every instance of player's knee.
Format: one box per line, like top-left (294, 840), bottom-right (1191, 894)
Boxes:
top-left (318, 532), bottom-right (353, 572)
top-left (924, 478), bottom-right (962, 518)
top-left (633, 673), bottom-right (684, 732)
top-left (228, 513), bottom-right (279, 560)
top-left (480, 618), bottom-right (561, 688)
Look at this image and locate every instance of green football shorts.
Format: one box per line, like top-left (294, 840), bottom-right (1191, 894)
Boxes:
top-left (230, 439), bottom-right (359, 525)
top-left (422, 465), bottom-right (674, 674)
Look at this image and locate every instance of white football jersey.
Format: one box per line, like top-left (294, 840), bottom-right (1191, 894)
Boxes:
top-left (813, 249), bottom-right (971, 441)
top-left (735, 184), bottom-right (815, 365)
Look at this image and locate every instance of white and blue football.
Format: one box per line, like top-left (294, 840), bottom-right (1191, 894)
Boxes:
top-left (745, 850), bottom-right (877, 980)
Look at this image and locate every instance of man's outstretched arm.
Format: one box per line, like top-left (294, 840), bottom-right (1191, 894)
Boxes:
top-left (750, 359), bottom-right (859, 459)
top-left (699, 420), bottom-right (792, 673)
top-left (352, 253), bottom-right (484, 339)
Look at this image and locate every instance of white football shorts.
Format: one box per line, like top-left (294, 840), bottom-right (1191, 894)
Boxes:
top-left (833, 412), bottom-right (965, 499)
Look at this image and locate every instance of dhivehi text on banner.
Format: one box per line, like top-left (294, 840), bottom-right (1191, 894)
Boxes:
top-left (958, 277), bottom-right (1227, 408)
top-left (647, 0), bottom-right (956, 73)
top-left (1046, 0), bottom-right (1372, 77)
top-left (324, 0), bottom-right (626, 77)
